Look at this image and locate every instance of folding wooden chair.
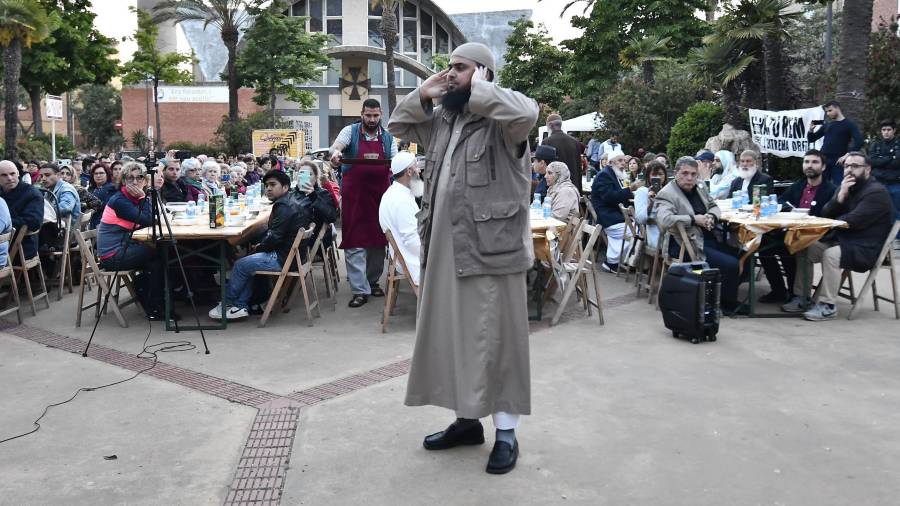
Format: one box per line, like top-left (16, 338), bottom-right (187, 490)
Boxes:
top-left (308, 224), bottom-right (336, 309)
top-left (616, 204), bottom-right (639, 280)
top-left (382, 229), bottom-right (420, 333)
top-left (10, 226), bottom-right (50, 315)
top-left (49, 211), bottom-right (93, 300)
top-left (550, 220), bottom-right (605, 326)
top-left (813, 221), bottom-right (900, 320)
top-left (256, 224), bottom-right (319, 327)
top-left (0, 228), bottom-right (22, 323)
top-left (634, 222), bottom-right (662, 297)
top-left (74, 229), bottom-right (141, 328)
top-left (651, 222), bottom-right (699, 307)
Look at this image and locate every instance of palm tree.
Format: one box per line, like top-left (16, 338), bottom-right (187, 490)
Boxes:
top-left (688, 40), bottom-right (750, 127)
top-left (0, 0), bottom-right (53, 159)
top-left (619, 35), bottom-right (671, 85)
top-left (836, 0), bottom-right (874, 121)
top-left (152, 0), bottom-right (258, 123)
top-left (370, 0), bottom-right (399, 114)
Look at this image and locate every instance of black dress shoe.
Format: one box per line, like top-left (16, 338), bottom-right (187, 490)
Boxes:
top-left (370, 284), bottom-right (385, 297)
top-left (348, 294), bottom-right (368, 308)
top-left (486, 440), bottom-right (519, 474)
top-left (423, 420), bottom-right (485, 450)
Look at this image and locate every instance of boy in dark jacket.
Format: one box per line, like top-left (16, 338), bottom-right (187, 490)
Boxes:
top-left (868, 119), bottom-right (900, 239)
top-left (209, 169), bottom-right (336, 320)
top-left (783, 152), bottom-right (895, 320)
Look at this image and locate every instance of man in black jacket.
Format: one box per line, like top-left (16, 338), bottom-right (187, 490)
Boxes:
top-left (0, 160), bottom-right (43, 259)
top-left (782, 152), bottom-right (895, 320)
top-left (868, 119), bottom-right (900, 241)
top-left (209, 169), bottom-right (328, 320)
top-left (758, 149), bottom-right (837, 303)
top-left (542, 114), bottom-right (583, 192)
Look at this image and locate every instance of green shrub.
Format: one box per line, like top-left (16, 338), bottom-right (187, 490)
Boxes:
top-left (31, 134), bottom-right (76, 159)
top-left (667, 101), bottom-right (725, 160)
top-left (17, 137), bottom-right (52, 161)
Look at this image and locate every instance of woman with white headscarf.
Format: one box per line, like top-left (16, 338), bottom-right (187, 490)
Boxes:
top-left (709, 149), bottom-right (737, 199)
top-left (545, 161), bottom-right (581, 222)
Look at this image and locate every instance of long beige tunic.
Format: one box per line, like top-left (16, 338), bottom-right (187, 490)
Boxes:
top-left (404, 111), bottom-right (531, 419)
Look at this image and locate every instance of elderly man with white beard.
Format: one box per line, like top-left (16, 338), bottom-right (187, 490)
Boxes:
top-left (727, 149), bottom-right (774, 198)
top-left (378, 151), bottom-right (423, 285)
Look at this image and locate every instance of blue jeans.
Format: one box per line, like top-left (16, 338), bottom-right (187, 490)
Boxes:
top-left (225, 251), bottom-right (281, 310)
top-left (100, 242), bottom-right (164, 312)
top-left (886, 182), bottom-right (900, 238)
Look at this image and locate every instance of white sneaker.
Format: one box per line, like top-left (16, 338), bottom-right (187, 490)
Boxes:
top-left (208, 303), bottom-right (224, 319)
top-left (224, 306), bottom-right (249, 320)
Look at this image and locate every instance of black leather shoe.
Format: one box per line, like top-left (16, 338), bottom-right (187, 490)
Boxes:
top-left (348, 294), bottom-right (368, 308)
top-left (423, 420), bottom-right (485, 450)
top-left (486, 440), bottom-right (519, 474)
top-left (370, 284), bottom-right (385, 297)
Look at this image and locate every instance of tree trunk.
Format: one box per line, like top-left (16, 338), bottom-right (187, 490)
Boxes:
top-left (270, 80), bottom-right (277, 128)
top-left (837, 0), bottom-right (874, 122)
top-left (381, 6), bottom-right (399, 115)
top-left (723, 80), bottom-right (743, 129)
top-left (3, 40), bottom-right (22, 160)
top-left (642, 61), bottom-right (654, 86)
top-left (223, 27), bottom-right (240, 122)
top-left (763, 36), bottom-right (788, 110)
top-left (28, 87), bottom-right (43, 137)
top-left (153, 79), bottom-right (162, 149)
top-left (705, 0), bottom-right (717, 22)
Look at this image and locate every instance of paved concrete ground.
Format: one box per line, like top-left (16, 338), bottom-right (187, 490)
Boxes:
top-left (0, 253), bottom-right (898, 505)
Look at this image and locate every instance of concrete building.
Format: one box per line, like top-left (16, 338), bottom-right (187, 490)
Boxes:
top-left (120, 0), bottom-right (528, 151)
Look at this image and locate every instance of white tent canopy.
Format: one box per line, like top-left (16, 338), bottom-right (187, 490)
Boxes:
top-left (538, 112), bottom-right (604, 144)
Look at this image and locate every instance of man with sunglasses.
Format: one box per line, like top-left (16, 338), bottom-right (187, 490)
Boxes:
top-left (783, 152), bottom-right (895, 320)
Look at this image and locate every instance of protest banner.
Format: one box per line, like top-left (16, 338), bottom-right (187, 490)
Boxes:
top-left (252, 129), bottom-right (306, 158)
top-left (749, 106), bottom-right (825, 158)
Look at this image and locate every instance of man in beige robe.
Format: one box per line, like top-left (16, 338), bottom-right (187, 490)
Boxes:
top-left (388, 42), bottom-right (538, 475)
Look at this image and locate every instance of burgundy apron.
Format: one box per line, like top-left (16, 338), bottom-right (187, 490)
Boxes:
top-left (339, 135), bottom-right (391, 249)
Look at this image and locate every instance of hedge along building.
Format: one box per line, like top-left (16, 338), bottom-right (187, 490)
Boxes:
top-left (120, 0), bottom-right (527, 151)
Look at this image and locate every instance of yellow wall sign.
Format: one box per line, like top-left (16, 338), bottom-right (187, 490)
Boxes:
top-left (252, 130), bottom-right (306, 158)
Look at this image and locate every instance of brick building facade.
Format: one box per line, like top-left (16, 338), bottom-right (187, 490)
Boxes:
top-left (121, 85), bottom-right (261, 148)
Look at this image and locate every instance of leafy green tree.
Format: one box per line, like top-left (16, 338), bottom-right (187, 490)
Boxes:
top-left (667, 101), bottom-right (724, 159)
top-left (498, 17), bottom-right (571, 108)
top-left (153, 0), bottom-right (262, 123)
top-left (564, 0), bottom-right (709, 100)
top-left (598, 64), bottom-right (705, 153)
top-left (235, 1), bottom-right (331, 128)
top-left (73, 84), bottom-right (123, 151)
top-left (19, 0), bottom-right (118, 136)
top-left (121, 7), bottom-right (192, 147)
top-left (619, 35), bottom-right (672, 86)
top-left (0, 0), bottom-right (55, 159)
top-left (865, 21), bottom-right (900, 135)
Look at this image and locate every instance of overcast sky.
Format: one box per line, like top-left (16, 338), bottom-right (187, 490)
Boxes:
top-left (91, 0), bottom-right (584, 63)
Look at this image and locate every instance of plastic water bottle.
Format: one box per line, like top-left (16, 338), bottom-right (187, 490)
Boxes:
top-left (530, 193), bottom-right (542, 219)
top-left (197, 193), bottom-right (207, 214)
top-left (186, 200), bottom-right (196, 218)
top-left (542, 196), bottom-right (553, 219)
top-left (732, 195), bottom-right (740, 210)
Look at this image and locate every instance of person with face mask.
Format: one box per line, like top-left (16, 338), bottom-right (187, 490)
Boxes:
top-left (755, 150), bottom-right (838, 304)
top-left (727, 149), bottom-right (774, 198)
top-left (782, 152), bottom-right (895, 320)
top-left (379, 152), bottom-right (423, 285)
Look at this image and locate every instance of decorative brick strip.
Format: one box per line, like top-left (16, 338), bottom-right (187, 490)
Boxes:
top-left (0, 322), bottom-right (281, 408)
top-left (284, 358), bottom-right (411, 406)
top-left (223, 408), bottom-right (300, 506)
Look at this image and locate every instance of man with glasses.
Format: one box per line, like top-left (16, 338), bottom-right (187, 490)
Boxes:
top-left (783, 152), bottom-right (895, 320)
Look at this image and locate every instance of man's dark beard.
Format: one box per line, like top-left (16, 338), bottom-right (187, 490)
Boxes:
top-left (441, 88), bottom-right (471, 113)
top-left (363, 122), bottom-right (379, 133)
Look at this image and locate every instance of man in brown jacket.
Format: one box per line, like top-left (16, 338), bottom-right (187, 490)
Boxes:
top-left (387, 42), bottom-right (538, 475)
top-left (542, 113), bottom-right (584, 192)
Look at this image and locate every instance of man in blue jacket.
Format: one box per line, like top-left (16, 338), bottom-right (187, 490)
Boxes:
top-left (0, 160), bottom-right (43, 260)
top-left (591, 151), bottom-right (643, 272)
